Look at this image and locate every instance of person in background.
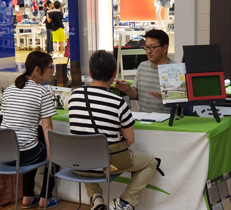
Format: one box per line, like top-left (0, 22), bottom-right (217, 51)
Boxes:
top-left (1, 51), bottom-right (60, 209)
top-left (39, 0), bottom-right (54, 56)
top-left (46, 0), bottom-right (66, 59)
top-left (31, 0), bottom-right (38, 16)
top-left (38, 0), bottom-right (45, 18)
top-left (115, 29), bottom-right (175, 114)
top-left (68, 50), bottom-right (158, 210)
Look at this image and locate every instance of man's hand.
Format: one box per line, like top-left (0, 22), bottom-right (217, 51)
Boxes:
top-left (148, 91), bottom-right (162, 99)
top-left (114, 80), bottom-right (131, 93)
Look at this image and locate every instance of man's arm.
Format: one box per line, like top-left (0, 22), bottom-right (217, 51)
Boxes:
top-left (148, 91), bottom-right (162, 99)
top-left (115, 80), bottom-right (138, 100)
top-left (121, 126), bottom-right (135, 147)
top-left (42, 117), bottom-right (53, 160)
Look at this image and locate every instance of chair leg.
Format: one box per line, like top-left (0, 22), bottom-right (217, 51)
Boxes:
top-left (76, 182), bottom-right (81, 210)
top-left (0, 175), bottom-right (14, 207)
top-left (107, 180), bottom-right (110, 209)
top-left (44, 162), bottom-right (52, 210)
top-left (54, 176), bottom-right (59, 210)
top-left (15, 173), bottom-right (19, 210)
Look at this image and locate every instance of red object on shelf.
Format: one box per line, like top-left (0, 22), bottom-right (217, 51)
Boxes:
top-left (16, 12), bottom-right (23, 23)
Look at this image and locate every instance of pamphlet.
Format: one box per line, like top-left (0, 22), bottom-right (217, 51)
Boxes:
top-left (131, 112), bottom-right (150, 121)
top-left (158, 63), bottom-right (188, 104)
top-left (132, 112), bottom-right (170, 122)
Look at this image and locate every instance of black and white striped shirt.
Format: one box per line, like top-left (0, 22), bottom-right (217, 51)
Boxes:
top-left (68, 86), bottom-right (135, 142)
top-left (1, 80), bottom-right (57, 151)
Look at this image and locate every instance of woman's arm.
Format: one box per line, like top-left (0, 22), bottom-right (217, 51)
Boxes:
top-left (41, 117), bottom-right (53, 159)
top-left (39, 16), bottom-right (47, 26)
top-left (46, 11), bottom-right (52, 23)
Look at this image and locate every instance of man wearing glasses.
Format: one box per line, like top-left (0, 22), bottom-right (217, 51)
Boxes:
top-left (115, 29), bottom-right (174, 113)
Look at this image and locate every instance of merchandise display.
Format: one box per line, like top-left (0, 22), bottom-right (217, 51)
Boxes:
top-left (113, 0), bottom-right (175, 53)
top-left (13, 0), bottom-right (69, 52)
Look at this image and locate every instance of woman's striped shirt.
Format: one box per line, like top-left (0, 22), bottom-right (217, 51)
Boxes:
top-left (1, 80), bottom-right (57, 151)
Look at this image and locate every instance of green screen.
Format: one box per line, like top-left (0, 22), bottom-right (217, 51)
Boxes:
top-left (192, 75), bottom-right (222, 97)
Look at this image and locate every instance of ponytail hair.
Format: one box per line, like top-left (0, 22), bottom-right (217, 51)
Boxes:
top-left (15, 51), bottom-right (52, 89)
top-left (15, 72), bottom-right (28, 89)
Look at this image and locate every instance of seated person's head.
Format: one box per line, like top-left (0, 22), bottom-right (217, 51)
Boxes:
top-left (89, 50), bottom-right (117, 82)
top-left (15, 51), bottom-right (53, 89)
top-left (54, 1), bottom-right (60, 9)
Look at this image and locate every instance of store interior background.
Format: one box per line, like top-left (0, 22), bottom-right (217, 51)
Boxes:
top-left (0, 0), bottom-right (218, 96)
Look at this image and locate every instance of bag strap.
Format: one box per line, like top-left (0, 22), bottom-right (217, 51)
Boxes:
top-left (84, 86), bottom-right (99, 134)
top-left (83, 87), bottom-right (165, 176)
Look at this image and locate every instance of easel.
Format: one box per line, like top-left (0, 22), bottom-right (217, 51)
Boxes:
top-left (165, 45), bottom-right (227, 126)
top-left (166, 99), bottom-right (226, 126)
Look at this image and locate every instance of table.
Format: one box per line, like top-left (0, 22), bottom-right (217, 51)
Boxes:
top-left (45, 110), bottom-right (231, 210)
top-left (15, 24), bottom-right (45, 50)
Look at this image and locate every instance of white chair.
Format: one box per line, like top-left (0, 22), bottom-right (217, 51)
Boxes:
top-left (120, 48), bottom-right (147, 79)
top-left (45, 131), bottom-right (121, 210)
top-left (26, 35), bottom-right (43, 50)
top-left (14, 33), bottom-right (31, 49)
top-left (42, 35), bottom-right (47, 51)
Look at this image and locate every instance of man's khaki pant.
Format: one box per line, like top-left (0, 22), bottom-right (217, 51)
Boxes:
top-left (75, 151), bottom-right (158, 207)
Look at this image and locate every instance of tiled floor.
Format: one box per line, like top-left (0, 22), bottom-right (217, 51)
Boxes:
top-left (0, 199), bottom-right (90, 210)
top-left (0, 50), bottom-right (69, 94)
top-left (15, 49), bottom-right (68, 64)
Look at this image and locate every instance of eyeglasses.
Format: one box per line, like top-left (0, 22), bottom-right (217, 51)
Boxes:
top-left (143, 45), bottom-right (162, 51)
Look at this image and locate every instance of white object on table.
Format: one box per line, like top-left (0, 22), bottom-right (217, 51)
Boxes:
top-left (15, 24), bottom-right (45, 50)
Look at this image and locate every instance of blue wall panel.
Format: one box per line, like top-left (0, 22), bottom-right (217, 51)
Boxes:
top-left (68, 0), bottom-right (80, 62)
top-left (0, 0), bottom-right (15, 58)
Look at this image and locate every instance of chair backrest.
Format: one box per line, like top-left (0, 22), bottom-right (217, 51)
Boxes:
top-left (120, 48), bottom-right (147, 79)
top-left (48, 131), bottom-right (110, 171)
top-left (0, 128), bottom-right (19, 162)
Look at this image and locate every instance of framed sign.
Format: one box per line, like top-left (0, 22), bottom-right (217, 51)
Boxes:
top-left (25, 8), bottom-right (30, 15)
top-left (186, 71), bottom-right (226, 101)
top-left (15, 5), bottom-right (19, 11)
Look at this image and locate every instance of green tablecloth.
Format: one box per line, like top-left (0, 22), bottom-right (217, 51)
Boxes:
top-left (52, 109), bottom-right (231, 139)
top-left (52, 109), bottom-right (231, 210)
top-left (226, 86), bottom-right (231, 95)
top-left (110, 80), bottom-right (134, 88)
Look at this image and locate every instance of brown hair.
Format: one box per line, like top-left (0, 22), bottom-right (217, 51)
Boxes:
top-left (15, 51), bottom-right (52, 89)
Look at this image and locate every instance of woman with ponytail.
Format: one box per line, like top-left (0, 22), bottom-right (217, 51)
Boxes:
top-left (1, 51), bottom-right (60, 209)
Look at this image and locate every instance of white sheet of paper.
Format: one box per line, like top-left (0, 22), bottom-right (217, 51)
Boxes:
top-left (131, 112), bottom-right (150, 121)
top-left (142, 112), bottom-right (170, 122)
